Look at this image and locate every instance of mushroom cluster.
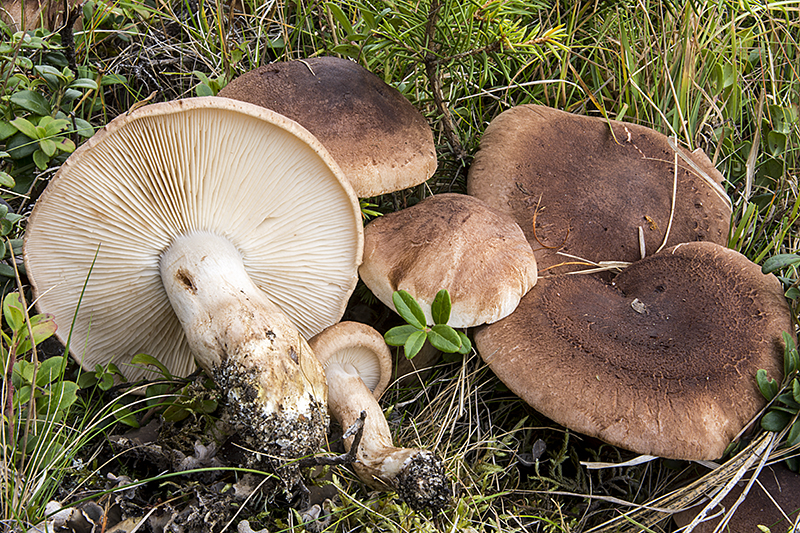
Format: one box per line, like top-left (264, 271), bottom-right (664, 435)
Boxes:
top-left (465, 104), bottom-right (793, 460)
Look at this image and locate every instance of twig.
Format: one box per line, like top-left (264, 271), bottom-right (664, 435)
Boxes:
top-left (423, 0), bottom-right (466, 161)
top-left (295, 411), bottom-right (366, 468)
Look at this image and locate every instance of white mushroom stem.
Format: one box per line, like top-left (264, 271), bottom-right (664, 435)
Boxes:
top-left (160, 231), bottom-right (328, 460)
top-left (325, 362), bottom-right (450, 510)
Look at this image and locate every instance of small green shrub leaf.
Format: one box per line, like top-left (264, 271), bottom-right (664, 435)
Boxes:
top-left (431, 289), bottom-right (451, 325)
top-left (457, 331), bottom-right (472, 354)
top-left (326, 2), bottom-right (355, 37)
top-left (0, 171), bottom-right (14, 188)
top-left (0, 121), bottom-right (17, 140)
top-left (3, 292), bottom-right (26, 331)
top-left (42, 381), bottom-right (79, 415)
top-left (404, 329), bottom-right (427, 359)
top-left (33, 149), bottom-right (49, 170)
top-left (69, 78), bottom-right (98, 90)
top-left (384, 324), bottom-right (419, 346)
top-left (35, 356), bottom-right (65, 387)
top-left (761, 409), bottom-right (791, 432)
top-left (131, 353), bottom-right (172, 379)
top-left (10, 90), bottom-right (51, 115)
top-left (73, 117), bottom-right (94, 137)
top-left (788, 419), bottom-right (800, 447)
top-left (111, 403), bottom-right (140, 428)
top-left (793, 379), bottom-right (800, 404)
top-left (757, 369), bottom-right (779, 401)
top-left (762, 254), bottom-right (800, 274)
top-left (428, 324), bottom-right (461, 353)
top-left (393, 290), bottom-right (426, 329)
top-left (10, 117), bottom-right (39, 139)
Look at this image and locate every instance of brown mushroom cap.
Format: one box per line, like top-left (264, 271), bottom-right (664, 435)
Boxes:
top-left (218, 56), bottom-right (437, 198)
top-left (359, 193), bottom-right (538, 328)
top-left (467, 105), bottom-right (732, 274)
top-left (474, 241), bottom-right (791, 460)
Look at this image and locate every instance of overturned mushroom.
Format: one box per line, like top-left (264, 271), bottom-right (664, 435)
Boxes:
top-left (24, 97), bottom-right (363, 464)
top-left (219, 56), bottom-right (437, 198)
top-left (359, 193), bottom-right (538, 328)
top-left (475, 242), bottom-right (792, 460)
top-left (309, 321), bottom-right (451, 510)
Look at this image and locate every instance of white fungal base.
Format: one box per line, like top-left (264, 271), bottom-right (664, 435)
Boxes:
top-left (160, 231), bottom-right (329, 460)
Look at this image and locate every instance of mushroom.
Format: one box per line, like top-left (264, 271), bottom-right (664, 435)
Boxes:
top-left (359, 193), bottom-right (538, 328)
top-left (308, 321), bottom-right (451, 510)
top-left (468, 105), bottom-right (732, 274)
top-left (218, 56), bottom-right (437, 198)
top-left (24, 97), bottom-right (363, 463)
top-left (474, 241), bottom-right (792, 460)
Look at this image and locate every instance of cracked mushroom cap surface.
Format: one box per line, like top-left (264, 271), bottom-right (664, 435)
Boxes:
top-left (467, 105), bottom-right (732, 274)
top-left (474, 241), bottom-right (792, 460)
top-left (24, 97), bottom-right (363, 384)
top-left (309, 321), bottom-right (392, 399)
top-left (218, 56), bottom-right (437, 198)
top-left (359, 193), bottom-right (538, 328)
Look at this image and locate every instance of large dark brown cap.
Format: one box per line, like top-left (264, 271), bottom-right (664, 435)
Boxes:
top-left (474, 241), bottom-right (791, 460)
top-left (359, 193), bottom-right (538, 328)
top-left (467, 105), bottom-right (732, 275)
top-left (219, 56), bottom-right (437, 198)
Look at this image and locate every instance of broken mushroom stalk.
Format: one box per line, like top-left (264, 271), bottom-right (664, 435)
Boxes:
top-left (309, 322), bottom-right (451, 511)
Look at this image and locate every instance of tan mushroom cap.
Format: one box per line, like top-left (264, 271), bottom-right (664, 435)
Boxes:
top-left (474, 241), bottom-right (792, 460)
top-left (24, 97), bottom-right (363, 384)
top-left (359, 193), bottom-right (538, 328)
top-left (308, 321), bottom-right (392, 399)
top-left (468, 105), bottom-right (732, 274)
top-left (218, 56), bottom-right (437, 198)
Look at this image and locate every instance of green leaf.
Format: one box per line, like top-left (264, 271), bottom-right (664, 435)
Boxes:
top-left (55, 137), bottom-right (75, 153)
top-left (393, 290), bottom-right (427, 329)
top-left (35, 356), bottom-right (65, 387)
top-left (427, 324), bottom-right (461, 353)
top-left (330, 44), bottom-right (361, 58)
top-left (783, 332), bottom-right (798, 376)
top-left (3, 291), bottom-right (26, 332)
top-left (793, 379), bottom-right (800, 405)
top-left (0, 171), bottom-right (14, 188)
top-left (404, 330), bottom-right (427, 360)
top-left (33, 149), bottom-right (49, 170)
top-left (196, 83), bottom-right (214, 97)
top-left (41, 381), bottom-right (79, 415)
top-left (68, 78), bottom-right (98, 90)
top-left (761, 409), bottom-right (791, 432)
top-left (130, 353), bottom-right (172, 379)
top-left (110, 403), bottom-right (140, 428)
top-left (0, 121), bottom-right (17, 140)
top-left (457, 331), bottom-right (472, 354)
top-left (384, 324), bottom-right (419, 346)
top-left (762, 254), bottom-right (800, 274)
top-left (73, 117), bottom-right (94, 138)
top-left (16, 312), bottom-right (57, 353)
top-left (326, 2), bottom-right (355, 37)
top-left (788, 419), bottom-right (800, 447)
top-left (9, 90), bottom-right (51, 115)
top-left (431, 289), bottom-right (451, 325)
top-left (10, 117), bottom-right (39, 139)
top-left (757, 369), bottom-right (779, 401)
top-left (39, 138), bottom-right (56, 157)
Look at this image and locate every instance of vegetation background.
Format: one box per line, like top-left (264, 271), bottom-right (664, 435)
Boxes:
top-left (1, 0), bottom-right (799, 532)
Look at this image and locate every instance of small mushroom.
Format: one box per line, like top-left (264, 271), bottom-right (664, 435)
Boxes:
top-left (309, 321), bottom-right (451, 510)
top-left (474, 241), bottom-right (792, 460)
top-left (468, 105), bottom-right (732, 274)
top-left (359, 193), bottom-right (538, 328)
top-left (24, 97), bottom-right (363, 463)
top-left (219, 56), bottom-right (437, 198)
